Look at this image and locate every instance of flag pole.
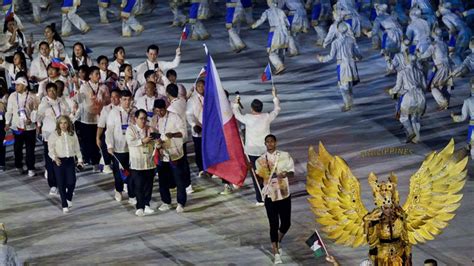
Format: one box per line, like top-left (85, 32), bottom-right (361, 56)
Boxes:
top-left (178, 34), bottom-right (183, 48)
top-left (314, 228), bottom-right (329, 256)
top-left (237, 133), bottom-right (264, 200)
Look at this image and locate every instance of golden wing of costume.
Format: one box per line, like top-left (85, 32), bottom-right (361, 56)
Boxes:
top-left (306, 139), bottom-right (468, 265)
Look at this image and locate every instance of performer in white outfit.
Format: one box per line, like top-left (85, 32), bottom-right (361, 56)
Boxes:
top-left (29, 41), bottom-right (51, 83)
top-left (405, 8), bottom-right (431, 54)
top-left (98, 0), bottom-right (111, 24)
top-left (30, 0), bottom-right (49, 24)
top-left (252, 0), bottom-right (292, 74)
top-left (318, 22), bottom-right (362, 112)
top-left (226, 0), bottom-right (247, 53)
top-left (61, 0), bottom-right (90, 37)
top-left (389, 55), bottom-right (426, 144)
top-left (189, 0), bottom-right (210, 40)
top-left (277, 0), bottom-right (308, 56)
top-left (451, 80), bottom-right (474, 160)
top-left (306, 0), bottom-right (332, 46)
top-left (418, 28), bottom-right (452, 110)
top-left (169, 0), bottom-right (186, 27)
top-left (370, 4), bottom-right (402, 58)
top-left (121, 0), bottom-right (144, 37)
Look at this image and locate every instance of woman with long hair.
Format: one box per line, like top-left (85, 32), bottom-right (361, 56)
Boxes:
top-left (2, 15), bottom-right (32, 58)
top-left (108, 46), bottom-right (128, 76)
top-left (43, 23), bottom-right (66, 60)
top-left (71, 42), bottom-right (92, 71)
top-left (0, 51), bottom-right (29, 92)
top-left (117, 63), bottom-right (139, 97)
top-left (48, 115), bottom-right (83, 213)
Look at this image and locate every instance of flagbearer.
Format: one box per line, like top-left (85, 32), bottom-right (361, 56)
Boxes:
top-left (120, 0), bottom-right (144, 37)
top-left (233, 86), bottom-right (281, 206)
top-left (255, 134), bottom-right (294, 265)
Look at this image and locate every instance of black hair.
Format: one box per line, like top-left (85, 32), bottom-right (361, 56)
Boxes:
top-left (265, 134), bottom-right (277, 142)
top-left (154, 99), bottom-right (166, 109)
top-left (38, 41), bottom-right (49, 50)
top-left (3, 18), bottom-right (25, 43)
top-left (119, 63), bottom-right (132, 74)
top-left (166, 69), bottom-right (177, 78)
top-left (88, 66), bottom-right (100, 76)
top-left (96, 55), bottom-right (109, 64)
top-left (12, 51), bottom-right (28, 73)
top-left (135, 109), bottom-right (148, 118)
top-left (113, 46), bottom-right (125, 60)
top-left (251, 99), bottom-right (263, 112)
top-left (46, 82), bottom-right (58, 92)
top-left (121, 90), bottom-right (132, 98)
top-left (71, 42), bottom-right (90, 71)
top-left (110, 88), bottom-right (122, 96)
top-left (45, 23), bottom-right (64, 46)
top-left (78, 65), bottom-right (90, 79)
top-left (147, 45), bottom-right (159, 53)
top-left (196, 79), bottom-right (205, 86)
top-left (166, 84), bottom-right (179, 98)
top-left (144, 70), bottom-right (155, 80)
top-left (424, 259), bottom-right (437, 266)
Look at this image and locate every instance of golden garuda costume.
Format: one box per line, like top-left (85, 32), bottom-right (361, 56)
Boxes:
top-left (306, 139), bottom-right (468, 265)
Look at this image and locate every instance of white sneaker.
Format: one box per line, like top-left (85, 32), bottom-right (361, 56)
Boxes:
top-left (67, 200), bottom-right (72, 208)
top-left (186, 185), bottom-right (194, 195)
top-left (135, 209), bottom-right (145, 217)
top-left (211, 174), bottom-right (219, 179)
top-left (103, 165), bottom-right (113, 174)
top-left (124, 184), bottom-right (128, 193)
top-left (28, 170), bottom-right (36, 177)
top-left (114, 191), bottom-right (123, 202)
top-left (144, 205), bottom-right (155, 215)
top-left (49, 187), bottom-right (58, 196)
top-left (62, 207), bottom-right (70, 214)
top-left (255, 202), bottom-right (265, 207)
top-left (128, 197), bottom-right (137, 205)
top-left (274, 254), bottom-right (282, 264)
top-left (158, 203), bottom-right (170, 211)
top-left (176, 203), bottom-right (184, 213)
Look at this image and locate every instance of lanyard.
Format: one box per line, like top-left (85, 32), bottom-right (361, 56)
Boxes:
top-left (48, 98), bottom-right (61, 118)
top-left (16, 91), bottom-right (29, 111)
top-left (40, 57), bottom-right (48, 70)
top-left (88, 81), bottom-right (98, 96)
top-left (119, 110), bottom-right (131, 126)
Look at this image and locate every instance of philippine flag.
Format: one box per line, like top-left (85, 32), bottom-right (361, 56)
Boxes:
top-left (181, 25), bottom-right (190, 40)
top-left (3, 132), bottom-right (14, 146)
top-left (5, 4), bottom-right (13, 19)
top-left (51, 58), bottom-right (69, 70)
top-left (202, 54), bottom-right (247, 186)
top-left (261, 63), bottom-right (272, 82)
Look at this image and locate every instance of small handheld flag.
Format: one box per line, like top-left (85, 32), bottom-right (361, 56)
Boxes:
top-left (261, 63), bottom-right (272, 82)
top-left (305, 230), bottom-right (328, 258)
top-left (179, 25), bottom-right (190, 47)
top-left (51, 58), bottom-right (69, 71)
top-left (3, 132), bottom-right (14, 146)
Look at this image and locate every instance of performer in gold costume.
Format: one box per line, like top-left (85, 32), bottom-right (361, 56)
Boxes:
top-left (306, 139), bottom-right (468, 265)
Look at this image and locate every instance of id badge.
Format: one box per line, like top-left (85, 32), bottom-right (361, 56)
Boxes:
top-left (18, 109), bottom-right (27, 119)
top-left (121, 124), bottom-right (128, 135)
top-left (147, 111), bottom-right (153, 118)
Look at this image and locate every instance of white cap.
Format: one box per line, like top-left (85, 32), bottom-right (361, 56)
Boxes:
top-left (15, 77), bottom-right (28, 86)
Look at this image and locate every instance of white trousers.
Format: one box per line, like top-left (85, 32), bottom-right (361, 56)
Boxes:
top-left (122, 15), bottom-right (143, 36)
top-left (62, 7), bottom-right (88, 34)
top-left (228, 26), bottom-right (245, 51)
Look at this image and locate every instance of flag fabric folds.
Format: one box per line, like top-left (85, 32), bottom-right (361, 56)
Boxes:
top-left (201, 53), bottom-right (247, 186)
top-left (261, 63), bottom-right (272, 82)
top-left (181, 25), bottom-right (190, 40)
top-left (305, 231), bottom-right (327, 258)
